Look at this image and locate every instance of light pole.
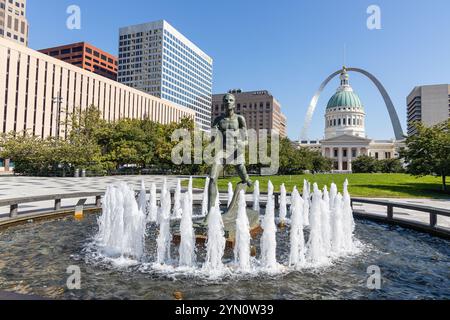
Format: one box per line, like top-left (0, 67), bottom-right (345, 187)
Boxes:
top-left (52, 92), bottom-right (63, 138)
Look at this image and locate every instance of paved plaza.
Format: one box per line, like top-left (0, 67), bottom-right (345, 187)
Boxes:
top-left (0, 175), bottom-right (449, 229)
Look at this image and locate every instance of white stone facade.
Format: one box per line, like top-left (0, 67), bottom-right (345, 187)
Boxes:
top-left (0, 0), bottom-right (28, 46)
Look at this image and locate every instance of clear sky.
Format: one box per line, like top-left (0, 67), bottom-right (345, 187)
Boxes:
top-left (27, 0), bottom-right (450, 140)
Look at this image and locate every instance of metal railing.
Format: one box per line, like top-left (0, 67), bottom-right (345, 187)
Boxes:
top-left (0, 192), bottom-right (104, 219)
top-left (351, 198), bottom-right (450, 239)
top-left (1, 190), bottom-right (448, 239)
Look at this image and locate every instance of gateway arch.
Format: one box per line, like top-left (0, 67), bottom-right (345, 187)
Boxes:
top-left (300, 67), bottom-right (405, 141)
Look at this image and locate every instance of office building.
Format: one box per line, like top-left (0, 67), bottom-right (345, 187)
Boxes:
top-left (212, 90), bottom-right (287, 138)
top-left (39, 42), bottom-right (118, 80)
top-left (0, 37), bottom-right (195, 171)
top-left (118, 20), bottom-right (213, 131)
top-left (407, 84), bottom-right (450, 136)
top-left (0, 0), bottom-right (28, 46)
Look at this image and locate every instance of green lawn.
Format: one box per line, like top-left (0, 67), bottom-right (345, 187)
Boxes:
top-left (188, 174), bottom-right (449, 199)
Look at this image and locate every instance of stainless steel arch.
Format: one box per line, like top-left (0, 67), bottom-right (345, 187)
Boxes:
top-left (300, 67), bottom-right (405, 141)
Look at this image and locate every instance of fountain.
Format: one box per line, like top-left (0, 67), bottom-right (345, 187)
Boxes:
top-left (306, 184), bottom-right (327, 265)
top-left (302, 180), bottom-right (310, 226)
top-left (279, 183), bottom-right (287, 226)
top-left (342, 180), bottom-right (355, 252)
top-left (289, 187), bottom-right (306, 268)
top-left (260, 181), bottom-right (279, 271)
top-left (203, 197), bottom-right (226, 273)
top-left (179, 193), bottom-right (196, 268)
top-left (95, 182), bottom-right (146, 261)
top-left (200, 177), bottom-right (210, 217)
top-left (1, 176), bottom-right (447, 300)
top-left (253, 180), bottom-right (260, 212)
top-left (156, 182), bottom-right (172, 265)
top-left (172, 179), bottom-right (182, 219)
top-left (137, 180), bottom-right (147, 216)
top-left (331, 193), bottom-right (345, 255)
top-left (321, 186), bottom-right (332, 257)
top-left (234, 190), bottom-right (252, 272)
top-left (89, 169), bottom-right (369, 276)
top-left (93, 177), bottom-right (362, 274)
top-left (148, 183), bottom-right (158, 223)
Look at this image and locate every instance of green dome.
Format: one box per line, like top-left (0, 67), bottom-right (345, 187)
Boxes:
top-left (327, 90), bottom-right (364, 110)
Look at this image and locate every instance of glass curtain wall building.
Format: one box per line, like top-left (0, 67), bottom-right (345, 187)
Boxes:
top-left (118, 20), bottom-right (213, 132)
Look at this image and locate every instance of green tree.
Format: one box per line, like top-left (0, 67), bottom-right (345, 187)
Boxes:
top-left (402, 120), bottom-right (450, 191)
top-left (378, 158), bottom-right (404, 174)
top-left (352, 155), bottom-right (379, 173)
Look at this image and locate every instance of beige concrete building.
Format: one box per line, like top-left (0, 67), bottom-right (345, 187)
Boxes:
top-left (0, 37), bottom-right (195, 171)
top-left (407, 84), bottom-right (450, 136)
top-left (212, 90), bottom-right (287, 138)
top-left (0, 0), bottom-right (28, 46)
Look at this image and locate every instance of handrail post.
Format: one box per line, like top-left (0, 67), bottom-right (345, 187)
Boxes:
top-left (274, 193), bottom-right (280, 209)
top-left (387, 204), bottom-right (394, 220)
top-left (10, 204), bottom-right (18, 218)
top-left (54, 198), bottom-right (61, 211)
top-left (430, 211), bottom-right (438, 228)
top-left (95, 195), bottom-right (102, 208)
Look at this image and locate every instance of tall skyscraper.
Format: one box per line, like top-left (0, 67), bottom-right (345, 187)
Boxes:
top-left (0, 0), bottom-right (29, 46)
top-left (39, 42), bottom-right (118, 80)
top-left (212, 90), bottom-right (287, 138)
top-left (407, 84), bottom-right (450, 136)
top-left (118, 20), bottom-right (213, 131)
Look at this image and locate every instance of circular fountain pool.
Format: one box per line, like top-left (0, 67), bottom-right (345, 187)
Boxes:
top-left (0, 213), bottom-right (448, 300)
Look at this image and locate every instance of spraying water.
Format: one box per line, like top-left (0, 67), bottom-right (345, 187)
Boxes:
top-left (179, 193), bottom-right (196, 268)
top-left (253, 180), bottom-right (260, 212)
top-left (321, 186), bottom-right (332, 257)
top-left (227, 182), bottom-right (234, 207)
top-left (158, 178), bottom-right (168, 225)
top-left (329, 183), bottom-right (338, 212)
top-left (137, 180), bottom-right (147, 216)
top-left (156, 182), bottom-right (172, 265)
top-left (260, 181), bottom-right (278, 271)
top-left (203, 197), bottom-right (226, 272)
top-left (302, 180), bottom-right (310, 226)
top-left (173, 179), bottom-right (182, 219)
top-left (331, 193), bottom-right (344, 255)
top-left (234, 190), bottom-right (251, 272)
top-left (96, 182), bottom-right (146, 260)
top-left (201, 177), bottom-right (210, 217)
top-left (148, 183), bottom-right (158, 223)
top-left (279, 184), bottom-right (287, 224)
top-left (342, 180), bottom-right (355, 252)
top-left (289, 187), bottom-right (306, 268)
top-left (306, 184), bottom-right (327, 265)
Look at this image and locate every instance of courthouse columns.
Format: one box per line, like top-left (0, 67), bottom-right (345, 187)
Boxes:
top-left (347, 147), bottom-right (353, 172)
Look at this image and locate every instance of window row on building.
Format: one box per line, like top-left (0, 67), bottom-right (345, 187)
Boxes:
top-left (0, 38), bottom-right (195, 139)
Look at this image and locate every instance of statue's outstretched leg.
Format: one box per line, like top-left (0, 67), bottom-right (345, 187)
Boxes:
top-left (236, 164), bottom-right (253, 187)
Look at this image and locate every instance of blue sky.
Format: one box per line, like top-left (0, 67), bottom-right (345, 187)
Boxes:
top-left (27, 0), bottom-right (450, 140)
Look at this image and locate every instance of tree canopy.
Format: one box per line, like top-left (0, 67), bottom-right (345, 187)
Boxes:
top-left (402, 120), bottom-right (450, 191)
top-left (0, 105), bottom-right (332, 177)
